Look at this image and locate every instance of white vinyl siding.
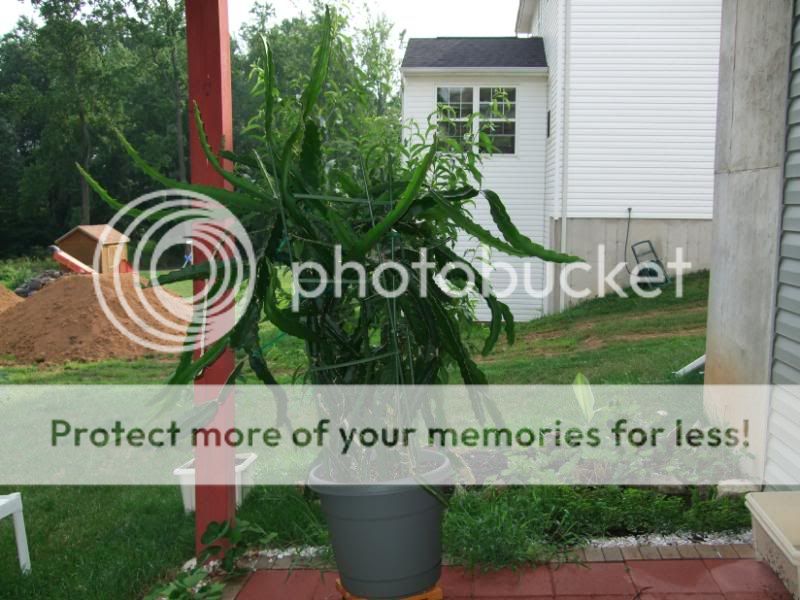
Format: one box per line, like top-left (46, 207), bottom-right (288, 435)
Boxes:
top-left (768, 0), bottom-right (800, 487)
top-left (537, 0), bottom-right (564, 231)
top-left (402, 73), bottom-right (549, 320)
top-left (563, 0), bottom-right (722, 219)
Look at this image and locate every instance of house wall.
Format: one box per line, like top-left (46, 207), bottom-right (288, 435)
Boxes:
top-left (519, 0), bottom-right (724, 311)
top-left (401, 72), bottom-right (549, 320)
top-left (564, 0), bottom-right (722, 220)
top-left (551, 217), bottom-right (712, 303)
top-left (705, 0), bottom-right (792, 386)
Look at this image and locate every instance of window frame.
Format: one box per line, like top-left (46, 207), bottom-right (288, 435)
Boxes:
top-left (478, 86), bottom-right (517, 156)
top-left (435, 86), bottom-right (474, 153)
top-left (434, 84), bottom-right (518, 157)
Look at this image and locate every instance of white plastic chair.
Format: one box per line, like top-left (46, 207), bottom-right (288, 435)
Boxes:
top-left (0, 493), bottom-right (31, 573)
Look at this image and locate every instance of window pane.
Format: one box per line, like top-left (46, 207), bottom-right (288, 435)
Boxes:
top-left (493, 122), bottom-right (515, 135)
top-left (439, 120), bottom-right (470, 152)
top-left (440, 121), bottom-right (469, 138)
top-left (480, 87), bottom-right (516, 103)
top-left (492, 136), bottom-right (515, 154)
top-left (480, 122), bottom-right (515, 154)
top-left (480, 102), bottom-right (516, 119)
top-left (437, 87), bottom-right (473, 120)
top-left (479, 87), bottom-right (516, 119)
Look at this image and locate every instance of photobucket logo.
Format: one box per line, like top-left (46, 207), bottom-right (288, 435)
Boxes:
top-left (92, 190), bottom-right (255, 353)
top-left (291, 245), bottom-right (691, 310)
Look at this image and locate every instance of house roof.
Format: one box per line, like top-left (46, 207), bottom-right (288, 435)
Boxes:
top-left (56, 224), bottom-right (130, 245)
top-left (401, 37), bottom-right (547, 70)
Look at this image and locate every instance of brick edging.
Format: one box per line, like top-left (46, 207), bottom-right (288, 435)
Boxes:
top-left (566, 543), bottom-right (755, 562)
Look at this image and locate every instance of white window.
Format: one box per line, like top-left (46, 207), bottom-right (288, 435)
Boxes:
top-left (436, 87), bottom-right (473, 151)
top-left (435, 86), bottom-right (516, 155)
top-left (479, 87), bottom-right (516, 154)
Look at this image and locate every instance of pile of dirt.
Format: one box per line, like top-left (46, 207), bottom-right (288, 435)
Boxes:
top-left (0, 274), bottom-right (191, 364)
top-left (0, 286), bottom-right (22, 314)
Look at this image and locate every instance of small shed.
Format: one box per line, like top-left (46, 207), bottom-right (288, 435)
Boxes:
top-left (54, 225), bottom-right (130, 274)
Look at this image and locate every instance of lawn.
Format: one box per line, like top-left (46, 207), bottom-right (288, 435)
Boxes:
top-left (0, 273), bottom-right (709, 385)
top-left (0, 271), bottom-right (745, 599)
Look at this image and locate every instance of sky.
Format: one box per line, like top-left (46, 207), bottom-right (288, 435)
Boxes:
top-left (0, 1), bottom-right (519, 44)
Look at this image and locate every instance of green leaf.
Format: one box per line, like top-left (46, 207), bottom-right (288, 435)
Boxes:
top-left (167, 332), bottom-right (232, 386)
top-left (572, 373), bottom-right (602, 425)
top-left (431, 192), bottom-right (551, 259)
top-left (114, 130), bottom-right (263, 214)
top-left (263, 262), bottom-right (312, 340)
top-left (299, 118), bottom-right (322, 189)
top-left (172, 401), bottom-right (220, 441)
top-left (483, 189), bottom-right (581, 263)
top-left (499, 302), bottom-right (515, 346)
top-left (193, 103), bottom-right (274, 202)
top-left (260, 35), bottom-right (276, 140)
top-left (299, 7), bottom-right (333, 123)
top-left (200, 520), bottom-right (230, 546)
top-left (426, 286), bottom-right (487, 385)
top-left (432, 245), bottom-right (514, 355)
top-left (352, 141), bottom-right (437, 256)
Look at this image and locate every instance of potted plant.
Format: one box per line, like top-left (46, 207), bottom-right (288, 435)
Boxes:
top-left (81, 8), bottom-right (577, 597)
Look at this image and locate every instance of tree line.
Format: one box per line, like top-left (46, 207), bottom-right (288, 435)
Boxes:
top-left (0, 0), bottom-right (401, 257)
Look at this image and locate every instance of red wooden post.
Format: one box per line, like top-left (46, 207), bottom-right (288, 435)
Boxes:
top-left (185, 0), bottom-right (236, 554)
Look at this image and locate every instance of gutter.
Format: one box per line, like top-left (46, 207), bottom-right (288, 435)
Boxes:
top-left (400, 67), bottom-right (548, 76)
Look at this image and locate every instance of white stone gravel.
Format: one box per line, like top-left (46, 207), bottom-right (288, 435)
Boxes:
top-left (258, 546), bottom-right (325, 560)
top-left (588, 530), bottom-right (752, 548)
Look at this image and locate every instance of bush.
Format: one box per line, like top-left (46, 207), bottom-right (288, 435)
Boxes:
top-left (0, 256), bottom-right (58, 291)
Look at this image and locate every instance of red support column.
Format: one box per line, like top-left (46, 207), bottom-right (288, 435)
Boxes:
top-left (185, 0), bottom-right (236, 555)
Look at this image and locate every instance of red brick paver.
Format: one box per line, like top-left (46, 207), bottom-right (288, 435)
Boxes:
top-left (233, 558), bottom-right (790, 599)
top-left (551, 563), bottom-right (636, 596)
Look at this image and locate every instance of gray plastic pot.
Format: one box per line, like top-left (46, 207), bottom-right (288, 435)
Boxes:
top-left (308, 450), bottom-right (452, 599)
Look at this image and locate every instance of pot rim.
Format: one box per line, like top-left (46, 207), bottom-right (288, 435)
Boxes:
top-left (307, 448), bottom-right (452, 495)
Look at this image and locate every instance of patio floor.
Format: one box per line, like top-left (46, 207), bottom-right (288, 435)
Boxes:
top-left (231, 559), bottom-right (792, 599)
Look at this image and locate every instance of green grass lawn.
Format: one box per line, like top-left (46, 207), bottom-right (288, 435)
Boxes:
top-left (0, 271), bottom-right (745, 598)
top-left (0, 272), bottom-right (710, 385)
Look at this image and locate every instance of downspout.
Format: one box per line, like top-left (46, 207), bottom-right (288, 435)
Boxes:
top-left (558, 0), bottom-right (572, 311)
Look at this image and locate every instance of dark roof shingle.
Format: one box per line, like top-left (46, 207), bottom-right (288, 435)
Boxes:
top-left (401, 37), bottom-right (547, 69)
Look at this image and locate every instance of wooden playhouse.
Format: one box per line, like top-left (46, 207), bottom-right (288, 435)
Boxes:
top-left (54, 225), bottom-right (130, 274)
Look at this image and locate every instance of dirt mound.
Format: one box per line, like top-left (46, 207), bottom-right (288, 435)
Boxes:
top-left (0, 286), bottom-right (22, 315)
top-left (0, 274), bottom-right (191, 364)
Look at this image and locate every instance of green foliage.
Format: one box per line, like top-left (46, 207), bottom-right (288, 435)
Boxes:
top-left (82, 7), bottom-right (575, 397)
top-left (0, 1), bottom-right (403, 258)
top-left (143, 519), bottom-right (277, 600)
top-left (144, 568), bottom-right (224, 600)
top-left (200, 519), bottom-right (277, 574)
top-left (0, 256), bottom-right (57, 290)
top-left (443, 486), bottom-right (750, 568)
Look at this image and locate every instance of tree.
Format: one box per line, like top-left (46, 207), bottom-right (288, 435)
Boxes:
top-left (0, 0), bottom-right (405, 258)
